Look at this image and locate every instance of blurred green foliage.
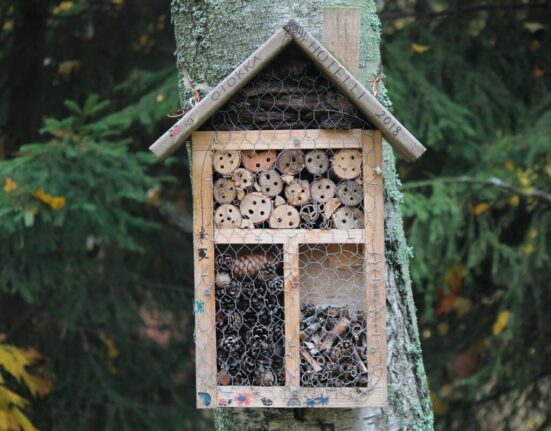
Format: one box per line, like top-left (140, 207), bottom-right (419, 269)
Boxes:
top-left (0, 0), bottom-right (550, 430)
top-left (382, 1), bottom-right (551, 428)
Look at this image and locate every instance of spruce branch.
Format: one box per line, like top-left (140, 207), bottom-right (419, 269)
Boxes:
top-left (403, 176), bottom-right (551, 205)
top-left (380, 2), bottom-right (551, 20)
top-left (157, 199), bottom-right (193, 233)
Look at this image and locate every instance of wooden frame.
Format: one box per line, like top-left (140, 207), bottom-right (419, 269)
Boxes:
top-left (192, 130), bottom-right (386, 408)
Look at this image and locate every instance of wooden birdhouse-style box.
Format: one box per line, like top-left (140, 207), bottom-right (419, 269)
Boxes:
top-left (150, 20), bottom-right (425, 409)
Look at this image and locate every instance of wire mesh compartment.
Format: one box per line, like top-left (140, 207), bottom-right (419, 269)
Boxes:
top-left (215, 244), bottom-right (285, 386)
top-left (299, 244), bottom-right (368, 387)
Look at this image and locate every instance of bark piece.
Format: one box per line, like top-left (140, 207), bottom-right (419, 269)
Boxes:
top-left (324, 197), bottom-right (342, 219)
top-left (281, 174), bottom-right (295, 185)
top-left (269, 204), bottom-right (300, 229)
top-left (239, 192), bottom-right (272, 224)
top-left (332, 149), bottom-right (362, 179)
top-left (231, 168), bottom-right (255, 190)
top-left (276, 150), bottom-right (305, 175)
top-left (274, 195), bottom-right (286, 207)
top-left (284, 179), bottom-right (310, 206)
top-left (333, 206), bottom-right (364, 229)
top-left (304, 150), bottom-right (329, 175)
top-left (213, 178), bottom-right (237, 204)
top-left (301, 348), bottom-right (322, 373)
top-left (319, 317), bottom-right (351, 351)
top-left (258, 169), bottom-right (283, 197)
top-left (241, 150), bottom-right (277, 173)
top-left (310, 178), bottom-right (336, 204)
top-left (213, 150), bottom-right (240, 176)
top-left (336, 180), bottom-right (363, 207)
top-left (214, 204), bottom-right (242, 228)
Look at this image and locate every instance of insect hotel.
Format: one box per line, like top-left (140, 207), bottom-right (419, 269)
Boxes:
top-left (150, 19), bottom-right (425, 408)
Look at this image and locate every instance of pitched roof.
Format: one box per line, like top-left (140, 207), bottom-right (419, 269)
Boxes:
top-left (149, 20), bottom-right (426, 162)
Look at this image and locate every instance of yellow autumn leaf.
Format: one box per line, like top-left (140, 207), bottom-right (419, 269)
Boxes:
top-left (0, 410), bottom-right (9, 428)
top-left (445, 263), bottom-right (465, 291)
top-left (411, 43), bottom-right (430, 54)
top-left (492, 310), bottom-right (510, 335)
top-left (21, 374), bottom-right (53, 398)
top-left (3, 21), bottom-right (13, 31)
top-left (430, 390), bottom-right (447, 415)
top-left (0, 345), bottom-right (31, 381)
top-left (519, 175), bottom-right (530, 188)
top-left (57, 60), bottom-right (80, 76)
top-left (104, 338), bottom-right (119, 360)
top-left (473, 202), bottom-right (490, 216)
top-left (0, 344), bottom-right (52, 398)
top-left (0, 385), bottom-right (28, 409)
top-left (523, 242), bottom-right (535, 256)
top-left (33, 188), bottom-right (66, 211)
top-left (52, 1), bottom-right (74, 15)
top-left (10, 406), bottom-right (39, 431)
top-left (3, 177), bottom-right (17, 194)
top-left (394, 19), bottom-right (406, 30)
top-left (104, 338), bottom-right (119, 375)
top-left (147, 187), bottom-right (160, 206)
top-left (454, 296), bottom-right (472, 317)
top-left (504, 160), bottom-right (515, 171)
top-left (509, 195), bottom-right (520, 207)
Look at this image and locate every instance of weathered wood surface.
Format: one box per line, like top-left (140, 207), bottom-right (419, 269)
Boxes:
top-left (323, 7), bottom-right (361, 76)
top-left (192, 129), bottom-right (367, 151)
top-left (284, 19), bottom-right (426, 162)
top-left (149, 28), bottom-right (292, 160)
top-left (192, 149), bottom-right (218, 408)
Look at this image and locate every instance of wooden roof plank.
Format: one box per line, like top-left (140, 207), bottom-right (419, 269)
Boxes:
top-left (284, 20), bottom-right (426, 162)
top-left (149, 28), bottom-right (292, 160)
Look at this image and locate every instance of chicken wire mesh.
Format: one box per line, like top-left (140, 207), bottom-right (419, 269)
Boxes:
top-left (193, 44), bottom-right (384, 405)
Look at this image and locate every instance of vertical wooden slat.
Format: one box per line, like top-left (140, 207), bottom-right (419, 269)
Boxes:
top-left (192, 148), bottom-right (218, 409)
top-left (323, 7), bottom-right (361, 76)
top-left (284, 240), bottom-right (301, 390)
top-left (362, 130), bottom-right (387, 397)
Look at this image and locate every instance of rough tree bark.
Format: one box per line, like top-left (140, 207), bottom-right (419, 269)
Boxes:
top-left (170, 1), bottom-right (433, 429)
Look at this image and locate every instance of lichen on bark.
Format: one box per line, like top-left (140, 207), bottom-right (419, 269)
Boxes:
top-left (171, 1), bottom-right (434, 429)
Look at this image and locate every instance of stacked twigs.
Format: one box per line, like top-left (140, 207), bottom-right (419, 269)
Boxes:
top-left (299, 303), bottom-right (368, 387)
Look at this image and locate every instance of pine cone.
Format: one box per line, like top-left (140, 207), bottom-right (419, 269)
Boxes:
top-left (231, 253), bottom-right (280, 280)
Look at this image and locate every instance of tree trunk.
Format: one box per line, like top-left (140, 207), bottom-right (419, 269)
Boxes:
top-left (170, 1), bottom-right (433, 429)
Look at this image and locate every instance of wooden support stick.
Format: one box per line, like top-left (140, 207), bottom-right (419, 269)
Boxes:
top-left (301, 348), bottom-right (322, 373)
top-left (319, 317), bottom-right (351, 351)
